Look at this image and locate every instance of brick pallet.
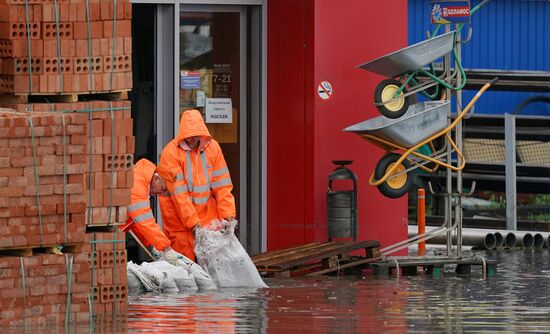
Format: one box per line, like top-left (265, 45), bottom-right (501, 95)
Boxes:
top-left (0, 100), bottom-right (134, 228)
top-left (0, 0), bottom-right (132, 94)
top-left (0, 110), bottom-right (88, 249)
top-left (0, 101), bottom-right (133, 325)
top-left (0, 0), bottom-right (134, 326)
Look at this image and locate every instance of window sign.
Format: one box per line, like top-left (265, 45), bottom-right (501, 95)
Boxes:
top-left (205, 98), bottom-right (232, 123)
top-left (180, 70), bottom-right (201, 89)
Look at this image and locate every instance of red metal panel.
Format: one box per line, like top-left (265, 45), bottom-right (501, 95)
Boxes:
top-left (312, 1), bottom-right (409, 250)
top-left (267, 0), bottom-right (409, 252)
top-left (267, 0), bottom-right (312, 250)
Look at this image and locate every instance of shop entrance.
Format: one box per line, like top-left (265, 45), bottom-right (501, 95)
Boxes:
top-left (178, 5), bottom-right (263, 253)
top-left (131, 2), bottom-right (265, 255)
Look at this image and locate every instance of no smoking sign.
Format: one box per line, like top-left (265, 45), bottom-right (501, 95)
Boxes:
top-left (318, 81), bottom-right (333, 100)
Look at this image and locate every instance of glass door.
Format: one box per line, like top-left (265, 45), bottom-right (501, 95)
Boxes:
top-left (178, 6), bottom-right (244, 236)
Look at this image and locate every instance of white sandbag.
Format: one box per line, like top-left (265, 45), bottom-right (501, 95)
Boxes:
top-left (146, 261), bottom-right (198, 291)
top-left (127, 269), bottom-right (144, 294)
top-left (195, 219), bottom-right (268, 288)
top-left (141, 261), bottom-right (183, 293)
top-left (189, 263), bottom-right (217, 290)
top-left (173, 255), bottom-right (217, 290)
top-left (127, 261), bottom-right (157, 292)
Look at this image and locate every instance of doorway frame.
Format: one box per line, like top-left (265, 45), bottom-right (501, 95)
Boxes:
top-left (132, 0), bottom-right (267, 253)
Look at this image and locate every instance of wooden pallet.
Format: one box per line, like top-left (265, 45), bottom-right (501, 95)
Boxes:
top-left (0, 90), bottom-right (129, 104)
top-left (0, 242), bottom-right (83, 257)
top-left (252, 240), bottom-right (381, 277)
top-left (369, 255), bottom-right (498, 278)
top-left (86, 223), bottom-right (124, 233)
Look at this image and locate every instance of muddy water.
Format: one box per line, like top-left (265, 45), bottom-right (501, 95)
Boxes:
top-left (125, 250), bottom-right (550, 333)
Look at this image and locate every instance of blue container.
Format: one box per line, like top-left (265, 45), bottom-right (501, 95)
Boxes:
top-left (408, 0), bottom-right (550, 116)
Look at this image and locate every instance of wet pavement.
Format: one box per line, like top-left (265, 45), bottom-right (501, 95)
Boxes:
top-left (126, 249), bottom-right (550, 333)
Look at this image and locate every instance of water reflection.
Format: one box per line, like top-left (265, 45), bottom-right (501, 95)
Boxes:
top-left (124, 250), bottom-right (550, 333)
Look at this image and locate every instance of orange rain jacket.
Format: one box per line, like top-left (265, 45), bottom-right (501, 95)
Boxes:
top-left (157, 109), bottom-right (236, 261)
top-left (120, 158), bottom-right (171, 251)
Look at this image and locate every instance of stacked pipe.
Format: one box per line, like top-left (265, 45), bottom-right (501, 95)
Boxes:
top-left (0, 0), bottom-right (132, 94)
top-left (408, 226), bottom-right (549, 250)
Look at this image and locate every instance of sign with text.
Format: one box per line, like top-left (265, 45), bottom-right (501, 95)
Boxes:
top-left (205, 98), bottom-right (232, 123)
top-left (180, 70), bottom-right (201, 89)
top-left (431, 1), bottom-right (470, 24)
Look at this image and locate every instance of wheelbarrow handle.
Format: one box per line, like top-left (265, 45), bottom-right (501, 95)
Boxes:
top-left (489, 77), bottom-right (499, 86)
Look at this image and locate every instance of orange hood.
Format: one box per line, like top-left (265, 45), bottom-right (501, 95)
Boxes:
top-left (134, 158), bottom-right (156, 185)
top-left (176, 109), bottom-right (211, 149)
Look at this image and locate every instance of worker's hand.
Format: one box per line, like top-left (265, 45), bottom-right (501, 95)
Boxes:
top-left (149, 246), bottom-right (163, 261)
top-left (162, 247), bottom-right (184, 266)
top-left (192, 223), bottom-right (202, 235)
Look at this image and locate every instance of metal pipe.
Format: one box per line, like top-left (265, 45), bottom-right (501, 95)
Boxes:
top-left (533, 233), bottom-right (544, 249)
top-left (410, 225), bottom-right (550, 247)
top-left (504, 232), bottom-right (517, 248)
top-left (407, 227), bottom-right (496, 249)
top-left (515, 232), bottom-right (534, 249)
top-left (493, 232), bottom-right (504, 249)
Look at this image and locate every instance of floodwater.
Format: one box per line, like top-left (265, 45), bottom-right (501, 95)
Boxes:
top-left (125, 250), bottom-right (550, 333)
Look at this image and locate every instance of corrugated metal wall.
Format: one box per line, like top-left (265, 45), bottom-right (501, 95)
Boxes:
top-left (408, 0), bottom-right (550, 115)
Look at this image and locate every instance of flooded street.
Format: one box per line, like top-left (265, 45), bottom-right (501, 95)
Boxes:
top-left (127, 250), bottom-right (550, 333)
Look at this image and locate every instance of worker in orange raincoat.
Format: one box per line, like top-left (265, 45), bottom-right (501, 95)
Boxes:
top-left (157, 109), bottom-right (236, 261)
top-left (121, 158), bottom-right (186, 264)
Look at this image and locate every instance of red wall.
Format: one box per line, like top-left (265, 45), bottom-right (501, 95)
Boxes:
top-left (268, 1), bottom-right (409, 251)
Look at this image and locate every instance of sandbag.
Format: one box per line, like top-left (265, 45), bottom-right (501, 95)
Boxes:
top-left (194, 219), bottom-right (268, 288)
top-left (145, 261), bottom-right (198, 291)
top-left (174, 254), bottom-right (217, 290)
top-left (127, 261), bottom-right (157, 292)
top-left (127, 269), bottom-right (144, 294)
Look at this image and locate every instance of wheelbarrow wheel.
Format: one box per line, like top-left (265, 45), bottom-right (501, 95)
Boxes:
top-left (374, 153), bottom-right (413, 198)
top-left (374, 79), bottom-right (410, 119)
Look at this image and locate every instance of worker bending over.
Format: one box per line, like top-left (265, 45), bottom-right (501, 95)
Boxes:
top-left (157, 109), bottom-right (236, 261)
top-left (121, 158), bottom-right (185, 265)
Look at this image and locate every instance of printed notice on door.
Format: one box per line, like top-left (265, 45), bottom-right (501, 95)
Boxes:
top-left (205, 98), bottom-right (232, 123)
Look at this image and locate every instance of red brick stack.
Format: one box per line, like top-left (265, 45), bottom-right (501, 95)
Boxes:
top-left (0, 109), bottom-right (91, 325)
top-left (0, 100), bottom-right (134, 229)
top-left (0, 252), bottom-right (92, 326)
top-left (0, 0), bottom-right (135, 325)
top-left (88, 231), bottom-right (128, 316)
top-left (0, 0), bottom-right (132, 94)
top-left (0, 110), bottom-right (87, 248)
top-left (0, 100), bottom-right (133, 321)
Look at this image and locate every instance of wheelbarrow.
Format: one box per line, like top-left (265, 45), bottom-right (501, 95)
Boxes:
top-left (357, 30), bottom-right (465, 119)
top-left (344, 78), bottom-right (498, 199)
top-left (357, 0), bottom-right (491, 120)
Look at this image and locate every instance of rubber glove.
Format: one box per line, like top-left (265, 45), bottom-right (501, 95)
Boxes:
top-left (149, 246), bottom-right (163, 261)
top-left (162, 247), bottom-right (186, 266)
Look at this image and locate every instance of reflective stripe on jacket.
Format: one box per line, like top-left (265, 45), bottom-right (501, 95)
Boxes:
top-left (121, 158), bottom-right (171, 251)
top-left (157, 109), bottom-right (236, 259)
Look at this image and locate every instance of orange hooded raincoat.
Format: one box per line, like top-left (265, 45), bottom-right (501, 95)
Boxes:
top-left (120, 158), bottom-right (171, 251)
top-left (157, 109), bottom-right (236, 261)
